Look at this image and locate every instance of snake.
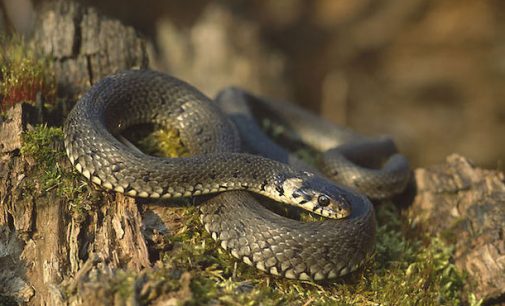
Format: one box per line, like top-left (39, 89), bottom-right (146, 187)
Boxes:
top-left (215, 87), bottom-right (411, 200)
top-left (63, 69), bottom-right (409, 280)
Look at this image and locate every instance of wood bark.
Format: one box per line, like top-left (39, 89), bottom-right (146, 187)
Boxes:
top-left (408, 154), bottom-right (505, 302)
top-left (30, 0), bottom-right (148, 100)
top-left (0, 1), bottom-right (173, 305)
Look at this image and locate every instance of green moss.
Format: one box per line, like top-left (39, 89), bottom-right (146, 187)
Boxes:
top-left (136, 128), bottom-right (189, 158)
top-left (21, 125), bottom-right (64, 188)
top-left (109, 271), bottom-right (138, 302)
top-left (18, 123), bottom-right (469, 304)
top-left (151, 202), bottom-right (466, 305)
top-left (363, 203), bottom-right (464, 305)
top-left (0, 35), bottom-right (56, 111)
top-left (125, 125), bottom-right (469, 305)
top-left (20, 125), bottom-right (96, 214)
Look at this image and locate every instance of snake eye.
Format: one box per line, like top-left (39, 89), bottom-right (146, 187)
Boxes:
top-left (317, 195), bottom-right (330, 207)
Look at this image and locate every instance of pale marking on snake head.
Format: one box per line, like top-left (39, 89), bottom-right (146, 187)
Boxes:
top-left (279, 175), bottom-right (352, 219)
top-left (279, 177), bottom-right (305, 198)
top-left (278, 177), bottom-right (318, 210)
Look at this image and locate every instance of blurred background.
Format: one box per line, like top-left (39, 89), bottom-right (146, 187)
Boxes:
top-left (2, 0), bottom-right (504, 168)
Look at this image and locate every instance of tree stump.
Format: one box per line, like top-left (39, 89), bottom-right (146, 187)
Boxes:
top-left (30, 0), bottom-right (148, 99)
top-left (408, 154), bottom-right (505, 302)
top-left (1, 0), bottom-right (156, 304)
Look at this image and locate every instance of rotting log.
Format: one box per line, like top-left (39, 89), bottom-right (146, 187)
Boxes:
top-left (30, 0), bottom-right (148, 100)
top-left (1, 0), bottom-right (156, 304)
top-left (0, 139), bottom-right (186, 304)
top-left (408, 154), bottom-right (505, 302)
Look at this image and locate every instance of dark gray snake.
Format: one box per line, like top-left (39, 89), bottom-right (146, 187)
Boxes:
top-left (63, 69), bottom-right (410, 280)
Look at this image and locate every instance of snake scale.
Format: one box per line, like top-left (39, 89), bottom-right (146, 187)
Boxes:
top-left (63, 69), bottom-right (410, 280)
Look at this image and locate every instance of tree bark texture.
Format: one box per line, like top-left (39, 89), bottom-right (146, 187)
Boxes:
top-left (408, 154), bottom-right (505, 302)
top-left (30, 0), bottom-right (148, 99)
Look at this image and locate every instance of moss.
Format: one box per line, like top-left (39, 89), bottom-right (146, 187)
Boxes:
top-left (135, 201), bottom-right (433, 305)
top-left (362, 203), bottom-right (465, 305)
top-left (149, 202), bottom-right (466, 306)
top-left (136, 127), bottom-right (189, 158)
top-left (0, 35), bottom-right (56, 111)
top-left (20, 125), bottom-right (97, 214)
top-left (21, 125), bottom-right (64, 185)
top-left (109, 271), bottom-right (138, 302)
top-left (18, 122), bottom-right (470, 304)
top-left (124, 126), bottom-right (469, 305)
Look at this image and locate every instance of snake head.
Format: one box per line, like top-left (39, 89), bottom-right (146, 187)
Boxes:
top-left (278, 173), bottom-right (352, 219)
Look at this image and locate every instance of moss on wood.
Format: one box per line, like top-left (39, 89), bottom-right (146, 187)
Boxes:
top-left (28, 125), bottom-right (470, 305)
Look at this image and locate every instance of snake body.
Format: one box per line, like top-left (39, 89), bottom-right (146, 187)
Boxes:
top-left (63, 69), bottom-right (407, 280)
top-left (215, 88), bottom-right (410, 199)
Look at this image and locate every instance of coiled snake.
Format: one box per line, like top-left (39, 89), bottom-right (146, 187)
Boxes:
top-left (63, 70), bottom-right (410, 280)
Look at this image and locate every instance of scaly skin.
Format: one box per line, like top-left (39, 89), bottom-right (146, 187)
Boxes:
top-left (63, 69), bottom-right (377, 280)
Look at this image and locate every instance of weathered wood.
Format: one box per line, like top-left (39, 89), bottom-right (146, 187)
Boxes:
top-left (0, 104), bottom-right (24, 154)
top-left (408, 154), bottom-right (505, 302)
top-left (0, 130), bottom-right (190, 304)
top-left (30, 0), bottom-right (148, 99)
top-left (0, 0), bottom-right (153, 304)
